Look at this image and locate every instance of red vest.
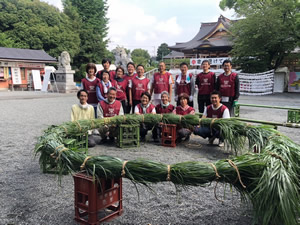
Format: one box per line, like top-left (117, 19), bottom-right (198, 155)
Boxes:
top-left (98, 80), bottom-right (117, 99)
top-left (116, 79), bottom-right (128, 101)
top-left (96, 70), bottom-right (116, 81)
top-left (131, 77), bottom-right (150, 100)
top-left (152, 72), bottom-right (171, 94)
top-left (196, 72), bottom-right (215, 95)
top-left (81, 77), bottom-right (99, 104)
top-left (155, 104), bottom-right (175, 114)
top-left (100, 100), bottom-right (121, 117)
top-left (175, 74), bottom-right (193, 96)
top-left (124, 73), bottom-right (137, 82)
top-left (175, 106), bottom-right (195, 115)
top-left (136, 103), bottom-right (155, 114)
top-left (218, 73), bottom-right (237, 97)
top-left (206, 104), bottom-right (227, 118)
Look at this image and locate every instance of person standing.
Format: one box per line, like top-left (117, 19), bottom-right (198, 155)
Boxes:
top-left (194, 91), bottom-right (230, 146)
top-left (96, 70), bottom-right (117, 102)
top-left (71, 90), bottom-right (96, 147)
top-left (216, 60), bottom-right (239, 116)
top-left (174, 62), bottom-right (195, 107)
top-left (124, 62), bottom-right (137, 113)
top-left (150, 62), bottom-right (173, 105)
top-left (129, 64), bottom-right (151, 113)
top-left (115, 66), bottom-right (129, 113)
top-left (81, 63), bottom-right (100, 117)
top-left (96, 58), bottom-right (116, 81)
top-left (195, 60), bottom-right (216, 113)
top-left (97, 87), bottom-right (124, 142)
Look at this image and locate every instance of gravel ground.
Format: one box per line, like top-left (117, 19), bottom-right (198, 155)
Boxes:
top-left (0, 91), bottom-right (299, 225)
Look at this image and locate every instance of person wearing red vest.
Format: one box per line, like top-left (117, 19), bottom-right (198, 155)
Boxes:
top-left (81, 63), bottom-right (100, 118)
top-left (194, 91), bottom-right (230, 147)
top-left (152, 91), bottom-right (175, 142)
top-left (124, 62), bottom-right (137, 113)
top-left (216, 60), bottom-right (239, 116)
top-left (174, 62), bottom-right (195, 107)
top-left (195, 60), bottom-right (216, 113)
top-left (96, 70), bottom-right (117, 102)
top-left (115, 66), bottom-right (129, 113)
top-left (173, 93), bottom-right (195, 143)
top-left (96, 58), bottom-right (116, 81)
top-left (97, 87), bottom-right (124, 143)
top-left (150, 62), bottom-right (173, 105)
top-left (129, 64), bottom-right (150, 113)
top-left (134, 92), bottom-right (156, 141)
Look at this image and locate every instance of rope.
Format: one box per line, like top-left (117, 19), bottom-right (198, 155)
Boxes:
top-left (227, 159), bottom-right (246, 189)
top-left (198, 118), bottom-right (202, 126)
top-left (121, 161), bottom-right (128, 177)
top-left (74, 121), bottom-right (82, 132)
top-left (210, 163), bottom-right (221, 179)
top-left (80, 156), bottom-right (92, 170)
top-left (90, 120), bottom-right (95, 129)
top-left (50, 145), bottom-right (64, 158)
top-left (57, 147), bottom-right (69, 161)
top-left (123, 115), bottom-right (126, 123)
top-left (166, 165), bottom-right (171, 181)
top-left (214, 181), bottom-right (224, 203)
top-left (62, 126), bottom-right (68, 134)
top-left (210, 118), bottom-right (217, 135)
top-left (267, 151), bottom-right (286, 164)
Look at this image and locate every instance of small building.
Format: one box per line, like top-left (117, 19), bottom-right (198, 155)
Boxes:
top-left (0, 47), bottom-right (56, 91)
top-left (169, 15), bottom-right (235, 60)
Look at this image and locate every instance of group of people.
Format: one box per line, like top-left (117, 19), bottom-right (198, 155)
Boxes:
top-left (71, 58), bottom-right (239, 147)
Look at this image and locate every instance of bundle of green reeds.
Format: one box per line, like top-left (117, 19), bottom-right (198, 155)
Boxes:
top-left (35, 114), bottom-right (300, 225)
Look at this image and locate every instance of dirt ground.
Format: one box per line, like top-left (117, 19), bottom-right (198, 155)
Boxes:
top-left (0, 91), bottom-right (299, 225)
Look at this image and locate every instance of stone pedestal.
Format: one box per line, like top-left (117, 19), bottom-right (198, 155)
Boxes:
top-left (55, 68), bottom-right (78, 93)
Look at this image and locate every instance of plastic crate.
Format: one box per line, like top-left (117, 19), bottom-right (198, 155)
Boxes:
top-left (117, 124), bottom-right (140, 148)
top-left (161, 124), bottom-right (176, 147)
top-left (73, 173), bottom-right (123, 225)
top-left (287, 110), bottom-right (300, 123)
top-left (65, 131), bottom-right (88, 153)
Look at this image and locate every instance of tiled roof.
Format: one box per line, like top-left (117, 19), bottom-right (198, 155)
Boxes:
top-left (0, 47), bottom-right (57, 62)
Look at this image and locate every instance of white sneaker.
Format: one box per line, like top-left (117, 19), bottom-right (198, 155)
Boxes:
top-left (218, 141), bottom-right (224, 147)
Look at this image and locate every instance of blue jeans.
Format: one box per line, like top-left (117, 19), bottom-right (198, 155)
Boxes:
top-left (193, 127), bottom-right (223, 141)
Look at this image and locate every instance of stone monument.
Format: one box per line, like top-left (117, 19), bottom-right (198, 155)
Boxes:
top-left (113, 46), bottom-right (133, 72)
top-left (55, 51), bottom-right (78, 93)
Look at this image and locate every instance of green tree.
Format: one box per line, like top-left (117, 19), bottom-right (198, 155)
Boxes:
top-left (0, 0), bottom-right (80, 59)
top-left (156, 43), bottom-right (170, 61)
top-left (131, 48), bottom-right (151, 66)
top-left (220, 0), bottom-right (300, 72)
top-left (63, 0), bottom-right (109, 68)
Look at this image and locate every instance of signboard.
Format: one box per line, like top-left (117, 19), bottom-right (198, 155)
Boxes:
top-left (12, 67), bottom-right (22, 84)
top-left (41, 69), bottom-right (51, 92)
top-left (16, 62), bottom-right (44, 68)
top-left (32, 70), bottom-right (42, 90)
top-left (288, 72), bottom-right (300, 93)
top-left (190, 57), bottom-right (231, 66)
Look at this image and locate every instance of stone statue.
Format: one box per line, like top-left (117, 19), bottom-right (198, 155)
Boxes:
top-left (58, 51), bottom-right (71, 70)
top-left (113, 46), bottom-right (133, 72)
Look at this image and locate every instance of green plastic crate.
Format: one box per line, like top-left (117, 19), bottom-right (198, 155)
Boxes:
top-left (287, 110), bottom-right (300, 123)
top-left (117, 124), bottom-right (140, 148)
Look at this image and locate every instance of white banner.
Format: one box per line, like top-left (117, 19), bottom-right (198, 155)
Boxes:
top-left (32, 70), bottom-right (42, 90)
top-left (12, 67), bottom-right (22, 84)
top-left (190, 57), bottom-right (231, 66)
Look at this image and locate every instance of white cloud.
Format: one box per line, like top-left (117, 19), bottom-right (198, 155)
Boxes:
top-left (155, 17), bottom-right (182, 36)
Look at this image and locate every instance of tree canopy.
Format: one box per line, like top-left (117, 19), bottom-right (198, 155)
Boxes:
top-left (131, 48), bottom-right (151, 66)
top-left (0, 0), bottom-right (80, 59)
top-left (156, 43), bottom-right (170, 61)
top-left (220, 0), bottom-right (300, 72)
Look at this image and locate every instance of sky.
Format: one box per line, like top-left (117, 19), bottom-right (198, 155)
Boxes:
top-left (41, 0), bottom-right (235, 56)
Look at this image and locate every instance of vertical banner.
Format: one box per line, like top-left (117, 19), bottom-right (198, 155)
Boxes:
top-left (32, 70), bottom-right (42, 90)
top-left (41, 69), bottom-right (51, 92)
top-left (12, 67), bottom-right (22, 84)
